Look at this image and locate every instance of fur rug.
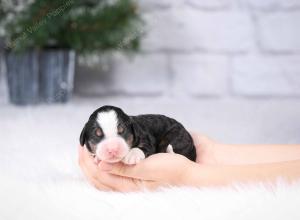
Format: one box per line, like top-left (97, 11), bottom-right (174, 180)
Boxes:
top-left (1, 103), bottom-right (300, 220)
top-left (1, 148), bottom-right (300, 220)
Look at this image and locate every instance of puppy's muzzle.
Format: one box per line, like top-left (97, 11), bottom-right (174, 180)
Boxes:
top-left (96, 137), bottom-right (129, 163)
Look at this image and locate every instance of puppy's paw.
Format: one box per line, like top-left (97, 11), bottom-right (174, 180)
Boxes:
top-left (122, 148), bottom-right (145, 165)
top-left (166, 144), bottom-right (174, 153)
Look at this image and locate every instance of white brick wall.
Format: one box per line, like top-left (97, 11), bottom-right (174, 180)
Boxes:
top-left (171, 54), bottom-right (229, 96)
top-left (2, 0), bottom-right (300, 99)
top-left (76, 0), bottom-right (300, 98)
top-left (185, 0), bottom-right (233, 9)
top-left (110, 53), bottom-right (169, 95)
top-left (245, 0), bottom-right (300, 10)
top-left (75, 53), bottom-right (169, 96)
top-left (258, 12), bottom-right (300, 52)
top-left (232, 55), bottom-right (300, 96)
top-left (142, 10), bottom-right (254, 52)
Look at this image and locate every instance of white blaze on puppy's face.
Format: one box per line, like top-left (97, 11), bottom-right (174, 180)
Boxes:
top-left (97, 110), bottom-right (118, 138)
top-left (95, 110), bottom-right (130, 163)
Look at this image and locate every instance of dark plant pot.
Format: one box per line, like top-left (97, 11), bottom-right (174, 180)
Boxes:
top-left (5, 50), bottom-right (39, 105)
top-left (39, 49), bottom-right (76, 103)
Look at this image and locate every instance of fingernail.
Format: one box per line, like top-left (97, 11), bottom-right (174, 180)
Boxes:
top-left (98, 161), bottom-right (114, 171)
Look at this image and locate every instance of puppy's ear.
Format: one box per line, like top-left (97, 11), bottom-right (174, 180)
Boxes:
top-left (79, 123), bottom-right (87, 146)
top-left (130, 118), bottom-right (141, 147)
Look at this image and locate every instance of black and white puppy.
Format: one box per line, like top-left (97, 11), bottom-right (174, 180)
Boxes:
top-left (80, 105), bottom-right (196, 164)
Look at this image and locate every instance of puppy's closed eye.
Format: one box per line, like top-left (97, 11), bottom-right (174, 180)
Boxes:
top-left (95, 128), bottom-right (102, 137)
top-left (118, 124), bottom-right (124, 134)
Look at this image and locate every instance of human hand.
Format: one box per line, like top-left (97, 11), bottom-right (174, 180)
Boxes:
top-left (190, 132), bottom-right (218, 164)
top-left (78, 132), bottom-right (219, 192)
top-left (78, 145), bottom-right (194, 192)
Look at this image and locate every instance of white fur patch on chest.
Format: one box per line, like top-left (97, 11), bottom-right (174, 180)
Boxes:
top-left (97, 110), bottom-right (118, 138)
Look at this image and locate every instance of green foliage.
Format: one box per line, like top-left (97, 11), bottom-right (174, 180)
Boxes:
top-left (0, 1), bottom-right (5, 24)
top-left (3, 0), bottom-right (143, 53)
top-left (0, 3), bottom-right (3, 20)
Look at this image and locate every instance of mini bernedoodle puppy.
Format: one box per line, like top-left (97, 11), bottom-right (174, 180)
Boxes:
top-left (80, 105), bottom-right (196, 164)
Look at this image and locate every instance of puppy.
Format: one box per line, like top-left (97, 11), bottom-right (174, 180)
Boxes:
top-left (80, 105), bottom-right (196, 164)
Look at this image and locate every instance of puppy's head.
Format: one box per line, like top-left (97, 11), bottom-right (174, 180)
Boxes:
top-left (80, 105), bottom-right (135, 163)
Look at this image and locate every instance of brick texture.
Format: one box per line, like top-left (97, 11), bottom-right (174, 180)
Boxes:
top-left (232, 55), bottom-right (300, 96)
top-left (142, 10), bottom-right (254, 52)
top-left (245, 0), bottom-right (300, 10)
top-left (171, 54), bottom-right (229, 96)
top-left (75, 53), bottom-right (169, 96)
top-left (2, 0), bottom-right (300, 99)
top-left (185, 0), bottom-right (233, 9)
top-left (258, 12), bottom-right (300, 52)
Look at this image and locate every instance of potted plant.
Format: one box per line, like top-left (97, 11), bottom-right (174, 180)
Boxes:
top-left (0, 0), bottom-right (39, 105)
top-left (2, 0), bottom-right (142, 105)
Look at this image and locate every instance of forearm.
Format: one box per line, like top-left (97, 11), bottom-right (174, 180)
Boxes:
top-left (186, 160), bottom-right (300, 187)
top-left (213, 143), bottom-right (300, 165)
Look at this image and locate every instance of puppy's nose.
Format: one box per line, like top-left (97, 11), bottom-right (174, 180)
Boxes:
top-left (102, 140), bottom-right (122, 157)
top-left (97, 137), bottom-right (128, 161)
top-left (107, 147), bottom-right (119, 157)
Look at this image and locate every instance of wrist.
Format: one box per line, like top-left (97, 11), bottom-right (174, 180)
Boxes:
top-left (183, 162), bottom-right (226, 187)
top-left (181, 161), bottom-right (206, 187)
top-left (194, 134), bottom-right (221, 165)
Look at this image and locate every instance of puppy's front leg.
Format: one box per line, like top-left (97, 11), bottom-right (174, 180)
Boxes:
top-left (122, 148), bottom-right (145, 165)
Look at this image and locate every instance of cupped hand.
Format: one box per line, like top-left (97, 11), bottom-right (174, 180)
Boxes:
top-left (190, 132), bottom-right (218, 164)
top-left (78, 133), bottom-right (218, 192)
top-left (78, 146), bottom-right (193, 192)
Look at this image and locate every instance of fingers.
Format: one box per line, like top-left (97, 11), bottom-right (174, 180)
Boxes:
top-left (190, 132), bottom-right (217, 150)
top-left (98, 153), bottom-right (187, 183)
top-left (98, 172), bottom-right (163, 192)
top-left (78, 146), bottom-right (154, 192)
top-left (80, 161), bottom-right (112, 191)
top-left (100, 172), bottom-right (144, 192)
top-left (78, 146), bottom-right (114, 191)
top-left (78, 146), bottom-right (97, 173)
top-left (189, 131), bottom-right (209, 163)
top-left (189, 133), bottom-right (218, 164)
top-left (98, 155), bottom-right (160, 181)
top-left (78, 146), bottom-right (172, 192)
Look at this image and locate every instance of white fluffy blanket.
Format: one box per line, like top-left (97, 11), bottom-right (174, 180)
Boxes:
top-left (1, 147), bottom-right (300, 220)
top-left (1, 102), bottom-right (300, 220)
